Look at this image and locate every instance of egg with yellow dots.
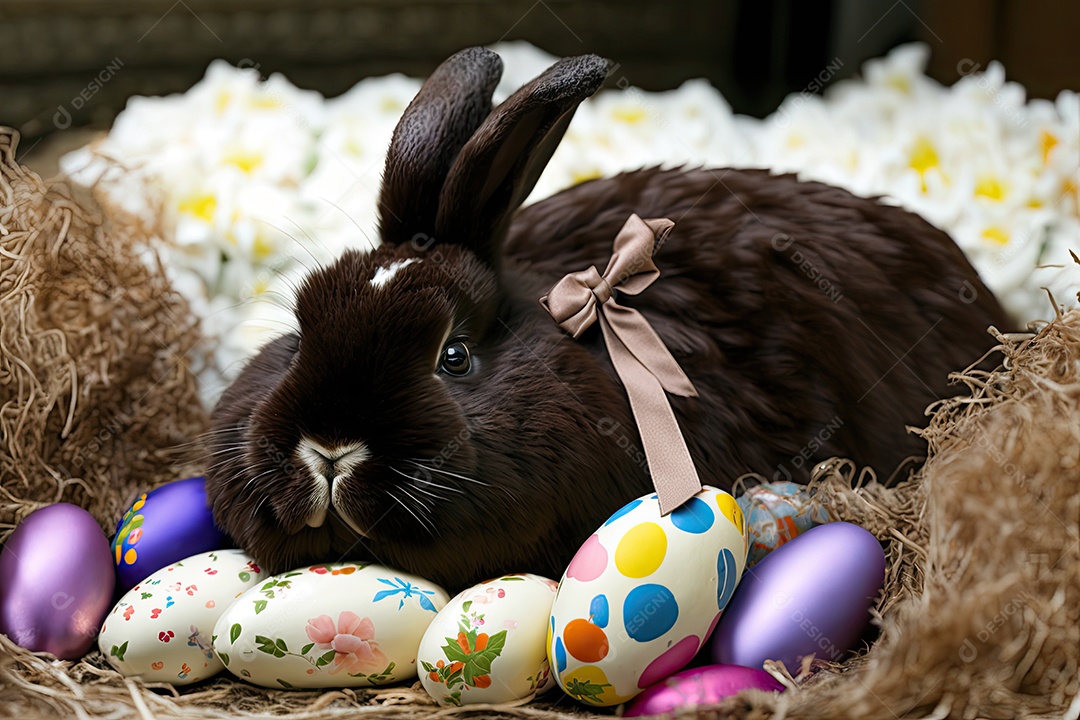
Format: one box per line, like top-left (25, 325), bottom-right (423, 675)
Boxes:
top-left (113, 478), bottom-right (229, 593)
top-left (548, 487), bottom-right (748, 707)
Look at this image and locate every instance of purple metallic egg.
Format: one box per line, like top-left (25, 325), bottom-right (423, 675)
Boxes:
top-left (624, 664), bottom-right (785, 717)
top-left (711, 521), bottom-right (884, 670)
top-left (0, 503), bottom-right (115, 659)
top-left (113, 476), bottom-right (228, 592)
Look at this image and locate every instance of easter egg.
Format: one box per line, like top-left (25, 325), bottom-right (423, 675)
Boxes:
top-left (418, 574), bottom-right (558, 706)
top-left (712, 521), bottom-right (885, 670)
top-left (549, 487), bottom-right (748, 707)
top-left (113, 477), bottom-right (228, 593)
top-left (737, 481), bottom-right (829, 566)
top-left (624, 664), bottom-right (785, 717)
top-left (98, 549), bottom-right (268, 684)
top-left (0, 503), bottom-right (115, 659)
top-left (214, 562), bottom-right (449, 689)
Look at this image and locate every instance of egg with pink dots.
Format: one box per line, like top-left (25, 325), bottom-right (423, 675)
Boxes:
top-left (547, 487), bottom-right (749, 707)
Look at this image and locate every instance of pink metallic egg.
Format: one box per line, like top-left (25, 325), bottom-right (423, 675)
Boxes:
top-left (624, 664), bottom-right (785, 716)
top-left (0, 503), bottom-right (115, 659)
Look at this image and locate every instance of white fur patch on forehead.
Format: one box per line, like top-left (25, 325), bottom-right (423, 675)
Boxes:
top-left (370, 258), bottom-right (420, 289)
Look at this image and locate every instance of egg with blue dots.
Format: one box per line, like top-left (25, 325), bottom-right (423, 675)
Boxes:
top-left (547, 487), bottom-right (748, 707)
top-left (113, 477), bottom-right (229, 593)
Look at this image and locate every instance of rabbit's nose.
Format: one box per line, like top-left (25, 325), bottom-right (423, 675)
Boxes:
top-left (299, 438), bottom-right (371, 478)
top-left (297, 438), bottom-right (371, 528)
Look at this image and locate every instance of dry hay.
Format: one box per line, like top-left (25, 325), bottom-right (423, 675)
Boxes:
top-left (0, 127), bottom-right (206, 540)
top-left (1, 126), bottom-right (1077, 719)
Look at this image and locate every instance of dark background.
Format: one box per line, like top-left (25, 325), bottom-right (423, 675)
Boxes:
top-left (1, 0), bottom-right (1077, 166)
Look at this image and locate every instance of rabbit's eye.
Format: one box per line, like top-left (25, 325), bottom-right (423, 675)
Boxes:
top-left (439, 341), bottom-right (472, 377)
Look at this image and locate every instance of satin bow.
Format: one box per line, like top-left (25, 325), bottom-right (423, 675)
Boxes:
top-left (540, 214), bottom-right (702, 515)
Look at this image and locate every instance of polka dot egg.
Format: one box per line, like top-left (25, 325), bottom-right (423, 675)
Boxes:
top-left (548, 487), bottom-right (747, 707)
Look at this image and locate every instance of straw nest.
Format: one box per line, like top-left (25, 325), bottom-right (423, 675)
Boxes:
top-left (0, 127), bottom-right (1077, 719)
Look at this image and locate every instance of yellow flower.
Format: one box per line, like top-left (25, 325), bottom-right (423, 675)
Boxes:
top-left (908, 136), bottom-right (941, 193)
top-left (975, 177), bottom-right (1007, 201)
top-left (611, 106), bottom-right (647, 124)
top-left (222, 149), bottom-right (264, 174)
top-left (178, 193), bottom-right (217, 223)
top-left (981, 226), bottom-right (1010, 245)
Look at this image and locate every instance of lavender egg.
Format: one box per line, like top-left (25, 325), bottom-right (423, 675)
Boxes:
top-left (711, 521), bottom-right (884, 670)
top-left (0, 503), bottom-right (115, 659)
top-left (624, 664), bottom-right (785, 717)
top-left (113, 477), bottom-right (228, 593)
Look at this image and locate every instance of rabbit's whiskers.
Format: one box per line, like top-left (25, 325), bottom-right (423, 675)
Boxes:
top-left (240, 467), bottom-right (280, 497)
top-left (383, 486), bottom-right (437, 537)
top-left (204, 443), bottom-right (252, 458)
top-left (408, 459), bottom-right (521, 502)
top-left (406, 480), bottom-right (452, 505)
top-left (387, 467), bottom-right (442, 504)
top-left (406, 459), bottom-right (490, 487)
top-left (250, 493), bottom-right (270, 519)
top-left (397, 466), bottom-right (464, 496)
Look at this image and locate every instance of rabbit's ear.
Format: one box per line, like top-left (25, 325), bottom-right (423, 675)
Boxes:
top-left (437, 54), bottom-right (611, 265)
top-left (378, 47), bottom-right (503, 246)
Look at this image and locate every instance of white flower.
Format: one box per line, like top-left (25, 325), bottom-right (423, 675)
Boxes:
top-left (60, 42), bottom-right (1080, 404)
top-left (748, 43), bottom-right (1078, 325)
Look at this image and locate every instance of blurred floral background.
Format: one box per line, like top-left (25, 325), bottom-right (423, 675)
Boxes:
top-left (2, 0), bottom-right (1077, 405)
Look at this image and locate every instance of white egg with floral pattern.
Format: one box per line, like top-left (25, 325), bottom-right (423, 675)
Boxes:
top-left (212, 562), bottom-right (448, 688)
top-left (98, 549), bottom-right (268, 685)
top-left (418, 573), bottom-right (559, 707)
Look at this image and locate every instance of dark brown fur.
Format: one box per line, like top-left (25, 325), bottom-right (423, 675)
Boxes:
top-left (204, 49), bottom-right (1009, 591)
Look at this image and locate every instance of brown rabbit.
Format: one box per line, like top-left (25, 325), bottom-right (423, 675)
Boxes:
top-left (204, 47), bottom-right (1008, 591)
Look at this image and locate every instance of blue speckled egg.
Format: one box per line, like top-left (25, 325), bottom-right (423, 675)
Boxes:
top-left (737, 481), bottom-right (829, 566)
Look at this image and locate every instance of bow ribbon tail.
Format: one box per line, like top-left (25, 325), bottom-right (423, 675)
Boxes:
top-left (603, 302), bottom-right (697, 398)
top-left (599, 315), bottom-right (703, 515)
